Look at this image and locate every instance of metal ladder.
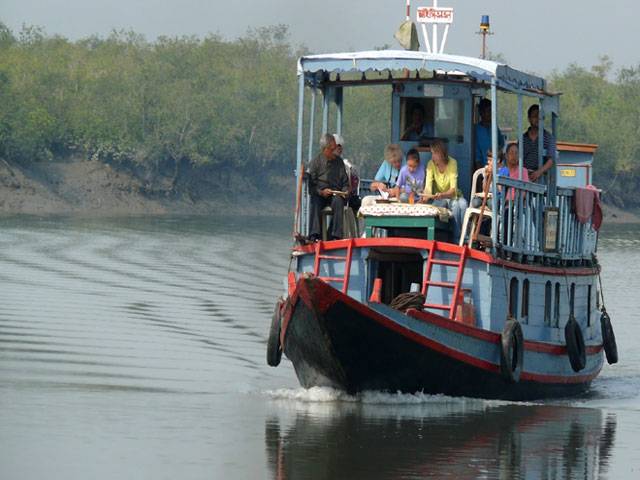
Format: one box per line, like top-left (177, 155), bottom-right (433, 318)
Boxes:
top-left (421, 243), bottom-right (468, 320)
top-left (313, 240), bottom-right (354, 294)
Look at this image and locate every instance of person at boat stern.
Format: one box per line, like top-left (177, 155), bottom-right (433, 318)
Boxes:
top-left (308, 133), bottom-right (350, 241)
top-left (421, 140), bottom-right (468, 242)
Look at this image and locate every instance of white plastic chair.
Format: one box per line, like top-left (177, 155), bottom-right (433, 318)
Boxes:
top-left (459, 167), bottom-right (494, 246)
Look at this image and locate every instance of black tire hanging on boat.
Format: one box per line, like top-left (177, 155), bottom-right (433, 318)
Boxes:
top-left (500, 318), bottom-right (524, 383)
top-left (564, 316), bottom-right (586, 372)
top-left (267, 298), bottom-right (284, 367)
top-left (600, 309), bottom-right (618, 365)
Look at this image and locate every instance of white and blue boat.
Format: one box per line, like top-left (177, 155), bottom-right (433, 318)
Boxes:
top-left (267, 9), bottom-right (618, 400)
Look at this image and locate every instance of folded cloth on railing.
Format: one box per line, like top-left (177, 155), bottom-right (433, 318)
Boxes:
top-left (358, 202), bottom-right (450, 222)
top-left (573, 185), bottom-right (602, 231)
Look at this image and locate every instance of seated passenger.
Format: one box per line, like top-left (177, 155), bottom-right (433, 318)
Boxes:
top-left (334, 134), bottom-right (361, 211)
top-left (308, 134), bottom-right (350, 241)
top-left (498, 143), bottom-right (532, 244)
top-left (420, 140), bottom-right (468, 241)
top-left (401, 105), bottom-right (434, 141)
top-left (499, 143), bottom-right (530, 200)
top-left (370, 143), bottom-right (404, 196)
top-left (391, 149), bottom-right (424, 202)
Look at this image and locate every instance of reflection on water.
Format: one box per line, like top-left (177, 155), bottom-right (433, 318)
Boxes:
top-left (265, 394), bottom-right (617, 480)
top-left (0, 216), bottom-right (637, 479)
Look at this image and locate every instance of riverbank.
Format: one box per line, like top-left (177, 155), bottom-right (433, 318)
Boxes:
top-left (0, 159), bottom-right (293, 216)
top-left (0, 158), bottom-right (638, 223)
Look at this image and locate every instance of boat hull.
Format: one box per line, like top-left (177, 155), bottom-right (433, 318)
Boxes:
top-left (283, 277), bottom-right (602, 400)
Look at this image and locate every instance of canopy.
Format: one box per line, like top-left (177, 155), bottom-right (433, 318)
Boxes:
top-left (297, 50), bottom-right (546, 93)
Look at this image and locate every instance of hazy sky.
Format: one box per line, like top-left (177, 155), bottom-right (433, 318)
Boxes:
top-left (2, 0), bottom-right (638, 75)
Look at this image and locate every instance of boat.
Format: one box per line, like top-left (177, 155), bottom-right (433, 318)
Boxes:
top-left (266, 3), bottom-right (618, 400)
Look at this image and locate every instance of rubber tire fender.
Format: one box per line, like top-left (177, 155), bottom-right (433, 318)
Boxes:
top-left (500, 318), bottom-right (524, 383)
top-left (600, 309), bottom-right (618, 365)
top-left (565, 316), bottom-right (586, 372)
top-left (266, 298), bottom-right (284, 367)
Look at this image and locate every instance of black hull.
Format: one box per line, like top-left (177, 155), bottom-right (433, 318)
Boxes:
top-left (283, 280), bottom-right (593, 401)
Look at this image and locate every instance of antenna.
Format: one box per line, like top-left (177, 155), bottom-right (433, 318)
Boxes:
top-left (416, 0), bottom-right (454, 54)
top-left (476, 15), bottom-right (493, 59)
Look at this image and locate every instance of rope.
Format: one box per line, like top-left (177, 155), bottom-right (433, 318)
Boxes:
top-left (390, 292), bottom-right (426, 312)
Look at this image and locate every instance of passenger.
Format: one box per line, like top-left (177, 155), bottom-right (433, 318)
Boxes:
top-left (391, 148), bottom-right (425, 202)
top-left (333, 134), bottom-right (361, 211)
top-left (475, 98), bottom-right (505, 171)
top-left (522, 104), bottom-right (556, 182)
top-left (370, 144), bottom-right (404, 196)
top-left (401, 105), bottom-right (434, 141)
top-left (308, 134), bottom-right (350, 241)
top-left (498, 143), bottom-right (532, 244)
top-left (499, 143), bottom-right (530, 200)
top-left (420, 140), bottom-right (468, 242)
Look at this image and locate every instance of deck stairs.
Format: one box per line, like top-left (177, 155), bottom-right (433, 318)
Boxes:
top-left (421, 243), bottom-right (468, 320)
top-left (313, 240), bottom-right (354, 294)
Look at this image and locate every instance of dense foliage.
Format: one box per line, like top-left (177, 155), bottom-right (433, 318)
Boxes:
top-left (0, 24), bottom-right (638, 207)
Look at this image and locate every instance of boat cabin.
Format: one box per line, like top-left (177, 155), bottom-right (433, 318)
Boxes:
top-left (294, 51), bottom-right (600, 266)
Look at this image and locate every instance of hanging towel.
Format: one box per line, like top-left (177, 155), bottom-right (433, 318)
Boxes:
top-left (573, 185), bottom-right (602, 231)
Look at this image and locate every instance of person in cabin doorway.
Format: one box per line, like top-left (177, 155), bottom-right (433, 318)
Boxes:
top-left (401, 105), bottom-right (434, 141)
top-left (522, 104), bottom-right (556, 182)
top-left (475, 98), bottom-right (505, 171)
top-left (420, 140), bottom-right (468, 242)
top-left (308, 133), bottom-right (350, 241)
top-left (370, 143), bottom-right (405, 196)
top-left (392, 148), bottom-right (425, 202)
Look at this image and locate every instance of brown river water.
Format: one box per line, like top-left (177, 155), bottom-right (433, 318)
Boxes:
top-left (0, 216), bottom-right (638, 479)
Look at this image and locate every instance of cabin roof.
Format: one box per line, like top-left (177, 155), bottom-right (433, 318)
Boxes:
top-left (298, 50), bottom-right (546, 93)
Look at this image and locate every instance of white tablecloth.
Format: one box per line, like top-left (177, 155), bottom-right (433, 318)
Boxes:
top-left (359, 202), bottom-right (450, 221)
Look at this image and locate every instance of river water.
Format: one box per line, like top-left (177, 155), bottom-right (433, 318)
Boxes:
top-left (0, 216), bottom-right (638, 479)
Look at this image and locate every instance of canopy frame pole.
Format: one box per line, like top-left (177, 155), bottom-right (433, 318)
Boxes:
top-left (490, 79), bottom-right (499, 250)
top-left (335, 87), bottom-right (344, 135)
top-left (517, 94), bottom-right (523, 180)
top-left (308, 86), bottom-right (316, 162)
top-left (322, 87), bottom-right (330, 134)
top-left (295, 74), bottom-right (306, 235)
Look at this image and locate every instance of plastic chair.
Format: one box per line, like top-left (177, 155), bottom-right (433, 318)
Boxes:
top-left (459, 167), bottom-right (493, 246)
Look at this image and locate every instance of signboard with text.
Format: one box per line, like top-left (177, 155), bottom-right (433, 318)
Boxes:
top-left (417, 7), bottom-right (454, 24)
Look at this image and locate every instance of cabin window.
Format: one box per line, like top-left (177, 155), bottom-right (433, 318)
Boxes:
top-left (570, 283), bottom-right (576, 316)
top-left (400, 98), bottom-right (435, 140)
top-left (587, 285), bottom-right (592, 327)
top-left (509, 277), bottom-right (519, 319)
top-left (521, 279), bottom-right (530, 323)
top-left (554, 282), bottom-right (561, 327)
top-left (434, 98), bottom-right (465, 144)
top-left (544, 281), bottom-right (552, 326)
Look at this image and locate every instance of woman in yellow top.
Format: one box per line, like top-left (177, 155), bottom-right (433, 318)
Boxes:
top-left (420, 140), bottom-right (468, 242)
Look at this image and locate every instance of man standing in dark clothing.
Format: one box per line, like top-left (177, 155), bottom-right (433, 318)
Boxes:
top-left (308, 134), bottom-right (350, 241)
top-left (522, 104), bottom-right (556, 182)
